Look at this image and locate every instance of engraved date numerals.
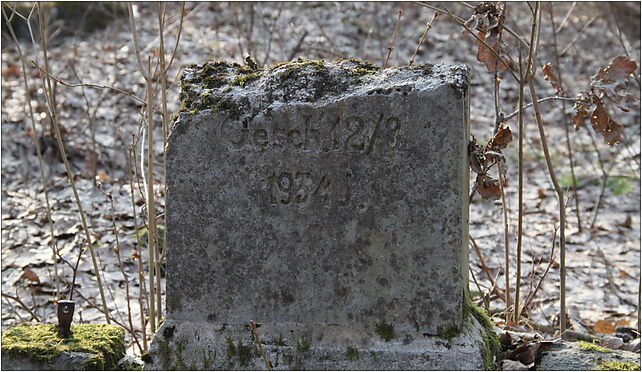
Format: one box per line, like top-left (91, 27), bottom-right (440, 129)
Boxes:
top-left (266, 170), bottom-right (351, 207)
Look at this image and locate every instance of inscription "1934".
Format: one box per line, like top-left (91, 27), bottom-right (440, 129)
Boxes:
top-left (266, 170), bottom-right (351, 206)
top-left (222, 113), bottom-right (402, 153)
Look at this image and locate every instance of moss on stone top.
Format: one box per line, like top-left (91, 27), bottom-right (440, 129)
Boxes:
top-left (1, 323), bottom-right (125, 370)
top-left (174, 58), bottom-right (466, 122)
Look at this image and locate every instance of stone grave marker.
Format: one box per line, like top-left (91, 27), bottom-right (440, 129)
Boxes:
top-left (146, 59), bottom-right (493, 370)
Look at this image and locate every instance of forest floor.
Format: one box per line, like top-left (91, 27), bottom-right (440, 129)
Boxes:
top-left (1, 1), bottom-right (640, 362)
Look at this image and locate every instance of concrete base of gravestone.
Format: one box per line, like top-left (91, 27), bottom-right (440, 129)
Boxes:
top-left (144, 308), bottom-right (497, 370)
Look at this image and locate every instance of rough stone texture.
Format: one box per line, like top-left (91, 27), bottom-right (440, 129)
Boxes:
top-left (147, 316), bottom-right (486, 370)
top-left (2, 352), bottom-right (96, 371)
top-left (149, 59), bottom-right (473, 369)
top-left (538, 341), bottom-right (641, 370)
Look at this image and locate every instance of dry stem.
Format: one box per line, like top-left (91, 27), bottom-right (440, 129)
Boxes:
top-left (36, 3), bottom-right (110, 323)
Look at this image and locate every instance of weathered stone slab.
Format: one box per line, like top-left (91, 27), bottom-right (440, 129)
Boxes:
top-left (148, 59), bottom-right (476, 369)
top-left (538, 341), bottom-right (641, 370)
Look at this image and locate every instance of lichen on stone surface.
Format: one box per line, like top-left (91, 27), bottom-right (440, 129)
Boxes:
top-left (596, 361), bottom-right (641, 370)
top-left (1, 323), bottom-right (125, 370)
top-left (578, 341), bottom-right (612, 353)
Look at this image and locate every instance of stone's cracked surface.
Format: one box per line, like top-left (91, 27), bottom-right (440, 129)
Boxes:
top-left (150, 59), bottom-right (475, 369)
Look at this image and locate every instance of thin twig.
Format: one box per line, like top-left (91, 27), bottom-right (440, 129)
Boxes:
top-left (384, 8), bottom-right (403, 68)
top-left (439, 3), bottom-right (519, 82)
top-left (514, 44), bottom-right (525, 325)
top-left (128, 1), bottom-right (158, 334)
top-left (408, 11), bottom-right (439, 66)
top-left (97, 183), bottom-right (143, 354)
top-left (2, 4), bottom-right (60, 301)
top-left (529, 69), bottom-right (568, 335)
top-left (469, 266), bottom-right (489, 311)
top-left (520, 226), bottom-right (558, 318)
top-left (249, 321), bottom-right (272, 371)
top-left (2, 293), bottom-right (41, 322)
top-left (36, 3), bottom-right (110, 324)
top-left (498, 164), bottom-right (512, 322)
top-left (559, 15), bottom-right (599, 56)
top-left (30, 62), bottom-right (146, 105)
top-left (555, 2), bottom-right (576, 33)
top-left (469, 235), bottom-right (508, 301)
top-left (503, 96), bottom-right (580, 121)
top-left (415, 1), bottom-right (530, 48)
top-left (548, 4), bottom-right (582, 232)
top-left (129, 139), bottom-right (148, 352)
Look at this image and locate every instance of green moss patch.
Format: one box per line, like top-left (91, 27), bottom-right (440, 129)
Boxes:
top-left (1, 323), bottom-right (125, 370)
top-left (346, 345), bottom-right (359, 361)
top-left (375, 321), bottom-right (395, 342)
top-left (230, 72), bottom-right (261, 88)
top-left (437, 323), bottom-right (461, 341)
top-left (469, 304), bottom-right (501, 370)
top-left (596, 361), bottom-right (641, 371)
top-left (578, 341), bottom-right (612, 353)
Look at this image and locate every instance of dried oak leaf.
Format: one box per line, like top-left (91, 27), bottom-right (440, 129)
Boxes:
top-left (476, 173), bottom-right (502, 200)
top-left (542, 63), bottom-right (563, 95)
top-left (476, 31), bottom-right (508, 73)
top-left (503, 341), bottom-right (541, 365)
top-left (2, 63), bottom-right (21, 78)
top-left (591, 56), bottom-right (639, 112)
top-left (591, 97), bottom-right (624, 146)
top-left (572, 108), bottom-right (589, 131)
top-left (19, 269), bottom-right (40, 284)
top-left (468, 137), bottom-right (485, 174)
top-left (464, 2), bottom-right (504, 33)
top-left (486, 125), bottom-right (512, 151)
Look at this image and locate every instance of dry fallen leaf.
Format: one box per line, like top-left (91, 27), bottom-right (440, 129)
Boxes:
top-left (464, 2), bottom-right (504, 33)
top-left (572, 107), bottom-right (589, 131)
top-left (18, 269), bottom-right (40, 284)
top-left (616, 215), bottom-right (633, 229)
top-left (468, 137), bottom-right (485, 174)
top-left (487, 125), bottom-right (512, 151)
top-left (476, 173), bottom-right (502, 200)
top-left (96, 170), bottom-right (110, 182)
top-left (595, 55), bottom-right (638, 82)
top-left (594, 319), bottom-right (616, 334)
top-left (593, 319), bottom-right (629, 334)
top-left (476, 31), bottom-right (508, 73)
top-left (503, 341), bottom-right (541, 365)
top-left (590, 98), bottom-right (624, 146)
top-left (591, 55), bottom-right (638, 112)
top-left (2, 63), bottom-right (21, 78)
top-left (542, 63), bottom-right (563, 95)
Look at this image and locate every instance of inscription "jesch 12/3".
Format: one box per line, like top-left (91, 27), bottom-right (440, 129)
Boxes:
top-left (266, 170), bottom-right (351, 206)
top-left (221, 113), bottom-right (401, 153)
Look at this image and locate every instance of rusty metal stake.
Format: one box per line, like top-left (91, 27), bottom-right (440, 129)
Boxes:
top-left (57, 300), bottom-right (75, 338)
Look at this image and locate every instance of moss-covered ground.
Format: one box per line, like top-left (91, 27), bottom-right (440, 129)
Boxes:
top-left (1, 323), bottom-right (125, 370)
